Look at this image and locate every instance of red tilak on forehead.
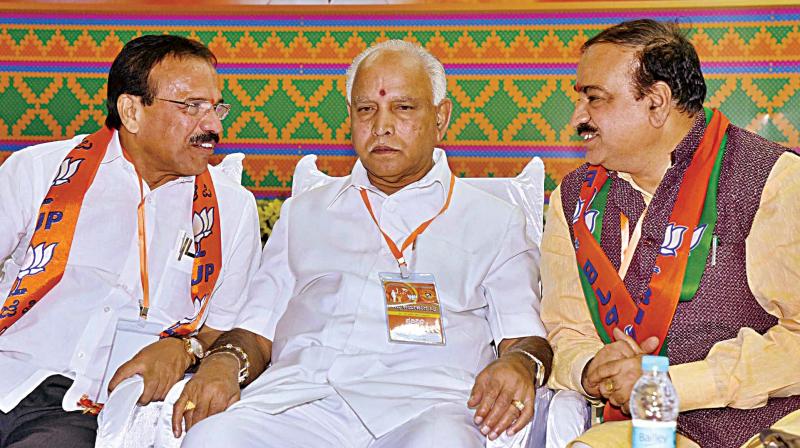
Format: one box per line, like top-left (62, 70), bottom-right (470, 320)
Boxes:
top-left (574, 83), bottom-right (582, 92)
top-left (379, 89), bottom-right (386, 96)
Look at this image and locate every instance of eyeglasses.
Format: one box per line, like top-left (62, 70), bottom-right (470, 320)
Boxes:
top-left (155, 97), bottom-right (231, 120)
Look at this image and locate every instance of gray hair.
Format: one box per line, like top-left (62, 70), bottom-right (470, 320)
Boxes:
top-left (345, 39), bottom-right (447, 105)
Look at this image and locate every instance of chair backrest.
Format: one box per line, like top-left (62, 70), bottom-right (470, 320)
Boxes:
top-left (291, 153), bottom-right (545, 245)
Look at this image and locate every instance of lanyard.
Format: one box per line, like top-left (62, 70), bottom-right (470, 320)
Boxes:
top-left (359, 173), bottom-right (456, 278)
top-left (122, 149), bottom-right (150, 319)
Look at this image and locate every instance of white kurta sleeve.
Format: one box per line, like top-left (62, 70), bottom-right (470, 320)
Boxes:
top-left (482, 206), bottom-right (546, 342)
top-left (0, 151), bottom-right (37, 261)
top-left (233, 198), bottom-right (296, 340)
top-left (203, 192), bottom-right (262, 331)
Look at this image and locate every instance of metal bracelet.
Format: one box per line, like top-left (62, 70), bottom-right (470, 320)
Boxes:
top-left (204, 343), bottom-right (250, 385)
top-left (508, 348), bottom-right (546, 388)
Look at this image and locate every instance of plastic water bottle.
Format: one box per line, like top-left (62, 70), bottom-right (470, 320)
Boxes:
top-left (630, 355), bottom-right (679, 448)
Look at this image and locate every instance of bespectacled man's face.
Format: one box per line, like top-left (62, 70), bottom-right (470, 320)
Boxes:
top-left (136, 55), bottom-right (224, 181)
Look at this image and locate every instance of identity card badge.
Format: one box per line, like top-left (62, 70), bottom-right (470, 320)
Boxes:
top-left (379, 272), bottom-right (445, 345)
top-left (97, 318), bottom-right (162, 403)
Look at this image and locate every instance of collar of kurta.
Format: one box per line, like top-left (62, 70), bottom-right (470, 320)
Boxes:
top-left (327, 147), bottom-right (452, 209)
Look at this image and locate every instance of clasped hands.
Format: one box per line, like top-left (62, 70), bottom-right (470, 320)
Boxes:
top-left (107, 337), bottom-right (242, 438)
top-left (581, 327), bottom-right (660, 414)
top-left (468, 351), bottom-right (538, 441)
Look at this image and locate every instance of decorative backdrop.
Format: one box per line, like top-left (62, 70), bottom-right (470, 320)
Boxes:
top-left (2, 5), bottom-right (799, 238)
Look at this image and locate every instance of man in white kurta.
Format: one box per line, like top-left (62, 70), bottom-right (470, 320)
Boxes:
top-left (0, 35), bottom-right (260, 447)
top-left (179, 40), bottom-right (550, 448)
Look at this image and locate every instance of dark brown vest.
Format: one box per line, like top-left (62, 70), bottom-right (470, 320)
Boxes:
top-left (559, 115), bottom-right (800, 447)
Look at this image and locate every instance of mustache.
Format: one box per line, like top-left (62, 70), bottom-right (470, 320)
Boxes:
top-left (576, 123), bottom-right (598, 136)
top-left (189, 132), bottom-right (220, 145)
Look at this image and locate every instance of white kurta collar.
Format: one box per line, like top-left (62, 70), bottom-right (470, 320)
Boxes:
top-left (328, 147), bottom-right (451, 209)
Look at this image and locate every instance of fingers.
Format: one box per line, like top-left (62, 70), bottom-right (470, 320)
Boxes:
top-left (612, 328), bottom-right (643, 354)
top-left (586, 357), bottom-right (623, 387)
top-left (472, 381), bottom-right (500, 426)
top-left (138, 378), bottom-right (156, 405)
top-left (612, 328), bottom-right (660, 356)
top-left (107, 361), bottom-right (140, 394)
top-left (481, 388), bottom-right (513, 434)
top-left (468, 375), bottom-right (485, 409)
top-left (172, 392), bottom-right (189, 438)
top-left (188, 393), bottom-right (211, 432)
top-left (508, 396), bottom-right (535, 435)
top-left (485, 400), bottom-right (519, 440)
top-left (640, 336), bottom-right (660, 354)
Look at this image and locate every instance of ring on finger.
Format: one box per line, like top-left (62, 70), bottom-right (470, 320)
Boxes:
top-left (184, 400), bottom-right (196, 411)
top-left (604, 378), bottom-right (615, 393)
top-left (511, 399), bottom-right (525, 412)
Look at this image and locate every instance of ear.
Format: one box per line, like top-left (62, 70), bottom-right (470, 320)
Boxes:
top-left (646, 81), bottom-right (672, 128)
top-left (434, 98), bottom-right (453, 141)
top-left (118, 94), bottom-right (143, 134)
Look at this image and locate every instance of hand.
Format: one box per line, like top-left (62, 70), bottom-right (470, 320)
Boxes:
top-left (108, 337), bottom-right (193, 405)
top-left (172, 354), bottom-right (241, 438)
top-left (468, 352), bottom-right (537, 440)
top-left (592, 356), bottom-right (645, 412)
top-left (582, 328), bottom-right (659, 398)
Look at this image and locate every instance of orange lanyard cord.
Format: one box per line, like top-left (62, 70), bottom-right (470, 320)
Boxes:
top-left (360, 173), bottom-right (456, 278)
top-left (135, 175), bottom-right (150, 319)
top-left (122, 148), bottom-right (150, 319)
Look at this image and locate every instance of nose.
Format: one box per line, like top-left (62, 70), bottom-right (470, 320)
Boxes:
top-left (372, 107), bottom-right (394, 137)
top-left (570, 98), bottom-right (589, 130)
top-left (199, 108), bottom-right (223, 136)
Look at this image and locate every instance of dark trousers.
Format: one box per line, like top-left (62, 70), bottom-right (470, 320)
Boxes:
top-left (0, 375), bottom-right (97, 448)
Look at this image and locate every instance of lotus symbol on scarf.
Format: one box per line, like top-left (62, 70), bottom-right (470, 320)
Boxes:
top-left (689, 224), bottom-right (707, 252)
top-left (659, 224), bottom-right (689, 256)
top-left (572, 198), bottom-right (585, 224)
top-left (163, 294), bottom-right (209, 336)
top-left (192, 207), bottom-right (215, 244)
top-left (17, 242), bottom-right (58, 279)
top-left (52, 158), bottom-right (83, 186)
top-left (584, 209), bottom-right (599, 234)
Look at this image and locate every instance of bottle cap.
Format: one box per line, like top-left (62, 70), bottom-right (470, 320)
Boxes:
top-left (641, 355), bottom-right (669, 372)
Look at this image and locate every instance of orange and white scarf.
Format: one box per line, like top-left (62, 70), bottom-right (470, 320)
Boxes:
top-left (0, 127), bottom-right (222, 338)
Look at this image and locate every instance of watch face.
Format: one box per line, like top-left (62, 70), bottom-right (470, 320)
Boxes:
top-left (188, 338), bottom-right (204, 358)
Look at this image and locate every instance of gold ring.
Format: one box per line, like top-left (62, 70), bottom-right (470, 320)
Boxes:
top-left (604, 379), bottom-right (615, 393)
top-left (184, 400), bottom-right (196, 411)
top-left (511, 399), bottom-right (525, 412)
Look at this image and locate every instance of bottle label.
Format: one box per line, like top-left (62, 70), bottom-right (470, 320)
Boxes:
top-left (632, 420), bottom-right (677, 448)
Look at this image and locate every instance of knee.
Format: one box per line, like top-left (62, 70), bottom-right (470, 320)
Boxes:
top-left (391, 405), bottom-right (482, 448)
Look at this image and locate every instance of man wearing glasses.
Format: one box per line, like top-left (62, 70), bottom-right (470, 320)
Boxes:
top-left (0, 35), bottom-right (260, 447)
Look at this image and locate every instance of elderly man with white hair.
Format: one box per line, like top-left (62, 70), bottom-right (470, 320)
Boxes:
top-left (175, 40), bottom-right (552, 447)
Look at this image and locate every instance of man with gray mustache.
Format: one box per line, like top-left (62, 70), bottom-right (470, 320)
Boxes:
top-left (0, 35), bottom-right (260, 447)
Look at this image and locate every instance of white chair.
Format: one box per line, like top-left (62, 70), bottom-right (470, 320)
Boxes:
top-left (292, 153), bottom-right (545, 247)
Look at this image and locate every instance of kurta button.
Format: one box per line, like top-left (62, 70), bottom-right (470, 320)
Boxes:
top-left (103, 306), bottom-right (111, 312)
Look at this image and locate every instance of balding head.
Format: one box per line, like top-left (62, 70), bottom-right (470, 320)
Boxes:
top-left (345, 40), bottom-right (447, 105)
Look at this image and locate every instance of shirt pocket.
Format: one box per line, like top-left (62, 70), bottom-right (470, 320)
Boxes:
top-left (412, 235), bottom-right (487, 312)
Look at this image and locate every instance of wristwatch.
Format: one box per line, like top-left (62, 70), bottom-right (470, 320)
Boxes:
top-left (182, 337), bottom-right (205, 364)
